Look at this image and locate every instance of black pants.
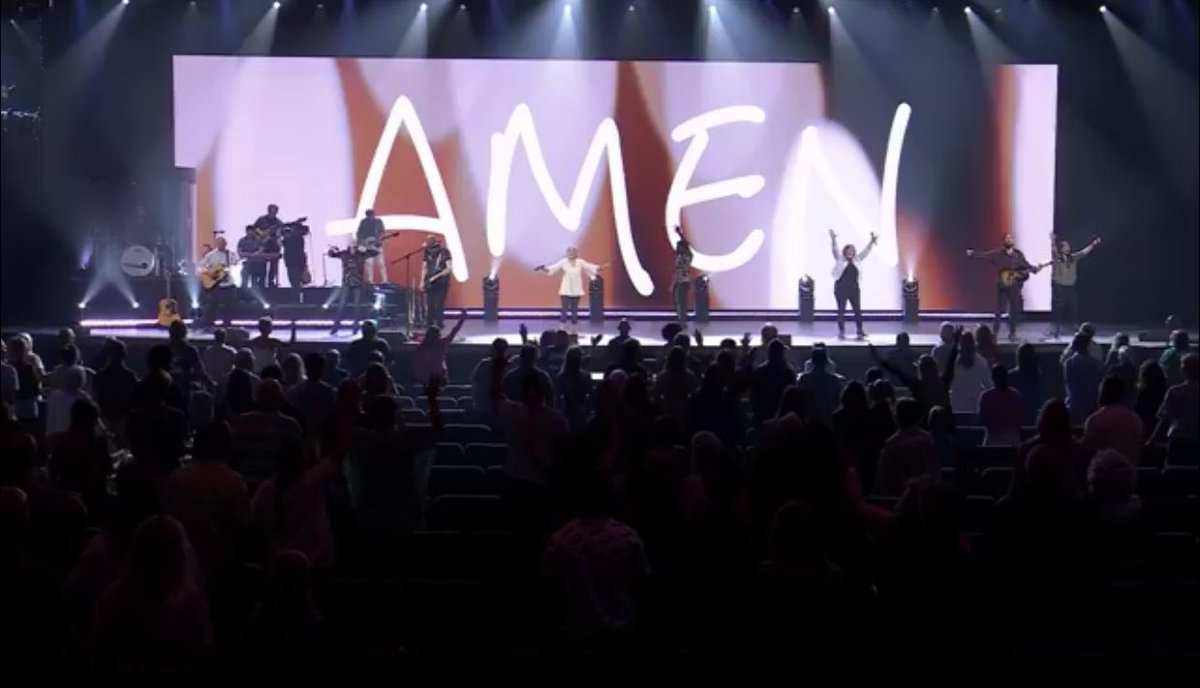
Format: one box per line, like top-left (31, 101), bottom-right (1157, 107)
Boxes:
top-left (426, 284), bottom-right (449, 328)
top-left (285, 258), bottom-right (307, 289)
top-left (1050, 283), bottom-right (1078, 336)
top-left (203, 287), bottom-right (235, 326)
top-left (242, 263), bottom-right (265, 289)
top-left (559, 295), bottom-right (581, 324)
top-left (332, 285), bottom-right (370, 329)
top-left (673, 282), bottom-right (689, 323)
top-left (266, 258), bottom-right (281, 288)
top-left (834, 281), bottom-right (864, 335)
top-left (995, 284), bottom-right (1024, 337)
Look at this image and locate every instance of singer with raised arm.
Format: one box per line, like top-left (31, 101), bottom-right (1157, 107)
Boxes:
top-left (830, 228), bottom-right (878, 339)
top-left (534, 247), bottom-right (605, 327)
top-left (967, 232), bottom-right (1047, 342)
top-left (1049, 232), bottom-right (1102, 339)
top-left (419, 235), bottom-right (453, 329)
top-left (672, 226), bottom-right (694, 324)
top-left (328, 241), bottom-right (375, 336)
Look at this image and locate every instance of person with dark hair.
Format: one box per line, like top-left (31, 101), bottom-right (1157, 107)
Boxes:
top-left (978, 365), bottom-right (1023, 446)
top-left (928, 405), bottom-right (956, 469)
top-left (1008, 342), bottom-right (1044, 425)
top-left (950, 331), bottom-right (989, 414)
top-left (833, 380), bottom-right (877, 488)
top-left (201, 328), bottom-right (237, 380)
top-left (492, 362), bottom-right (568, 529)
top-left (49, 399), bottom-right (112, 513)
top-left (1014, 398), bottom-right (1090, 496)
top-left (966, 233), bottom-right (1041, 341)
top-left (797, 345), bottom-right (845, 428)
top-left (0, 340), bottom-right (16, 408)
top-left (322, 349), bottom-right (350, 388)
top-left (90, 516), bottom-right (211, 671)
top-left (1159, 329), bottom-right (1191, 386)
top-left (557, 346), bottom-right (594, 431)
top-left (132, 344), bottom-right (187, 414)
top-left (1064, 332), bottom-right (1104, 424)
top-left (251, 437), bottom-right (338, 569)
top-left (419, 235), bottom-right (454, 328)
top-left (930, 322), bottom-right (957, 371)
top-left (885, 332), bottom-right (919, 371)
top-left (874, 398), bottom-right (939, 497)
top-left (1135, 360), bottom-right (1168, 441)
top-left (412, 310), bottom-right (468, 388)
top-left (471, 338), bottom-right (511, 423)
top-left (1150, 353), bottom-right (1199, 466)
top-left (750, 339), bottom-right (798, 427)
top-left (829, 228), bottom-right (878, 339)
top-left (348, 383), bottom-right (442, 536)
top-left (163, 422), bottom-right (250, 579)
top-left (248, 317), bottom-right (284, 373)
top-left (502, 343), bottom-right (554, 403)
top-left (288, 352), bottom-right (337, 446)
top-left (126, 370), bottom-right (188, 476)
top-left (974, 324), bottom-right (1002, 368)
top-left (687, 365), bottom-right (744, 449)
top-left (167, 320), bottom-right (211, 393)
top-left (93, 338), bottom-right (137, 444)
top-left (871, 329), bottom-right (960, 418)
top-left (344, 320), bottom-right (392, 376)
top-left (1083, 375), bottom-right (1144, 465)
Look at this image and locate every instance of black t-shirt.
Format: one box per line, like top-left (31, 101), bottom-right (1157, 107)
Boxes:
top-left (262, 237), bottom-right (281, 258)
top-left (346, 336), bottom-right (392, 375)
top-left (423, 246), bottom-right (451, 287)
top-left (356, 217), bottom-right (385, 244)
top-left (282, 225), bottom-right (309, 260)
top-left (838, 261), bottom-right (859, 287)
top-left (238, 235), bottom-right (261, 260)
top-left (254, 214), bottom-right (282, 231)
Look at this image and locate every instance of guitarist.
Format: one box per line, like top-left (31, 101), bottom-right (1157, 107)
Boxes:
top-left (419, 235), bottom-right (453, 329)
top-left (356, 209), bottom-right (388, 284)
top-left (253, 204), bottom-right (284, 288)
top-left (237, 225), bottom-right (266, 288)
top-left (967, 232), bottom-right (1040, 342)
top-left (197, 236), bottom-right (239, 328)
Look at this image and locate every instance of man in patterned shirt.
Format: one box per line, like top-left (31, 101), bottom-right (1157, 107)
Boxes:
top-left (671, 226), bottom-right (693, 325)
top-left (329, 242), bottom-right (375, 335)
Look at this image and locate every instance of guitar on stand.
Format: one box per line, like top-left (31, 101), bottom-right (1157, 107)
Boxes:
top-left (155, 240), bottom-right (182, 327)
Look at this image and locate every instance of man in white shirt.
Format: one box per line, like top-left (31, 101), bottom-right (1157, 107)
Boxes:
top-left (197, 236), bottom-right (239, 328)
top-left (536, 247), bottom-right (604, 327)
top-left (201, 328), bottom-right (238, 380)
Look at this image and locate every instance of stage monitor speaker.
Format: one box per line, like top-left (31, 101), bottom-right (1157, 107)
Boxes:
top-left (694, 276), bottom-right (710, 323)
top-left (589, 276), bottom-right (605, 324)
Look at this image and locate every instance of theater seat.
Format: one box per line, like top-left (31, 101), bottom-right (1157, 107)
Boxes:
top-left (1161, 466), bottom-right (1200, 497)
top-left (960, 445), bottom-right (1018, 470)
top-left (466, 442), bottom-right (507, 468)
top-left (434, 442), bottom-right (468, 465)
top-left (445, 423), bottom-right (497, 445)
top-left (428, 465), bottom-right (488, 496)
top-left (956, 426), bottom-right (986, 448)
top-left (980, 467), bottom-right (1013, 499)
top-left (962, 495), bottom-right (996, 533)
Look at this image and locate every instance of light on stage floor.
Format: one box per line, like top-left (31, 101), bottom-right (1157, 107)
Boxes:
top-left (797, 276), bottom-right (815, 324)
top-left (78, 302), bottom-right (87, 310)
top-left (482, 276), bottom-right (499, 323)
top-left (903, 279), bottom-right (920, 324)
top-left (131, 301), bottom-right (140, 310)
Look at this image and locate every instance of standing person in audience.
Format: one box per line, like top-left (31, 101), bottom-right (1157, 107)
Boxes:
top-left (249, 317), bottom-right (285, 373)
top-left (751, 340), bottom-right (798, 428)
top-left (557, 346), bottom-right (595, 432)
top-left (471, 338), bottom-right (511, 423)
top-left (1083, 375), bottom-right (1144, 466)
top-left (949, 331), bottom-right (989, 415)
top-left (0, 340), bottom-right (16, 407)
top-left (502, 344), bottom-right (554, 403)
top-left (874, 399), bottom-right (939, 497)
top-left (46, 344), bottom-right (91, 394)
top-left (90, 516), bottom-right (211, 671)
top-left (1104, 332), bottom-right (1134, 369)
top-left (251, 437), bottom-right (339, 570)
top-left (978, 365), bottom-right (1024, 446)
top-left (167, 320), bottom-right (212, 393)
top-left (412, 310), bottom-right (467, 388)
top-left (288, 353), bottom-right (338, 445)
top-left (1008, 343), bottom-right (1044, 425)
top-left (7, 335), bottom-right (43, 425)
top-left (832, 381), bottom-right (875, 485)
top-left (133, 344), bottom-right (188, 414)
top-left (931, 322), bottom-right (957, 371)
top-left (348, 384), bottom-right (442, 536)
top-left (359, 362), bottom-right (400, 405)
top-left (216, 349), bottom-right (259, 412)
top-left (162, 422), bottom-right (250, 579)
top-left (345, 320), bottom-right (391, 376)
top-left (928, 406), bottom-right (957, 469)
top-left (126, 370), bottom-right (188, 477)
top-left (230, 380), bottom-right (303, 483)
top-left (885, 332), bottom-right (919, 371)
top-left (49, 399), bottom-right (112, 513)
top-left (45, 361), bottom-right (93, 445)
top-left (1105, 339), bottom-right (1138, 407)
top-left (93, 338), bottom-right (137, 443)
top-left (975, 324), bottom-right (1002, 367)
top-left (653, 346), bottom-right (698, 426)
top-left (797, 346), bottom-right (845, 428)
top-left (687, 365), bottom-right (744, 450)
top-left (1059, 322), bottom-right (1104, 365)
top-left (201, 328), bottom-right (237, 380)
top-left (1064, 332), bottom-right (1104, 424)
top-left (281, 353), bottom-right (306, 390)
top-left (492, 363), bottom-right (569, 529)
top-left (1159, 330), bottom-right (1191, 386)
top-left (1149, 353), bottom-right (1199, 466)
top-left (1135, 361), bottom-right (1168, 441)
top-left (1015, 399), bottom-right (1090, 496)
top-left (606, 318), bottom-right (633, 368)
top-left (322, 349), bottom-right (349, 388)
top-left (872, 330), bottom-right (959, 417)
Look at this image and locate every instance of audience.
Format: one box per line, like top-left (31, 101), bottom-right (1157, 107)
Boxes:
top-left (45, 360), bottom-right (93, 442)
top-left (884, 332), bottom-right (919, 371)
top-left (288, 353), bottom-right (337, 443)
top-left (345, 320), bottom-right (391, 376)
top-left (750, 340), bottom-right (798, 427)
top-left (975, 324), bottom-right (1002, 367)
top-left (322, 349), bottom-right (350, 388)
top-left (1008, 343), bottom-right (1044, 425)
top-left (0, 340), bottom-right (16, 407)
top-left (412, 311), bottom-right (467, 387)
top-left (201, 328), bottom-right (237, 380)
top-left (93, 338), bottom-right (138, 442)
top-left (251, 438), bottom-right (338, 570)
top-left (229, 379), bottom-right (303, 483)
top-left (797, 346), bottom-right (845, 428)
top-left (1150, 353), bottom-right (1199, 466)
top-left (126, 370), bottom-right (189, 476)
top-left (949, 332), bottom-right (989, 415)
top-left (502, 344), bottom-right (554, 404)
top-left (557, 346), bottom-right (594, 431)
top-left (1083, 375), bottom-right (1145, 465)
top-left (930, 322), bottom-right (956, 371)
top-left (977, 365), bottom-right (1023, 445)
top-left (249, 317), bottom-right (284, 372)
top-left (8, 334), bottom-right (44, 423)
top-left (48, 399), bottom-right (111, 512)
top-left (1015, 399), bottom-right (1089, 496)
top-left (1135, 360), bottom-right (1168, 441)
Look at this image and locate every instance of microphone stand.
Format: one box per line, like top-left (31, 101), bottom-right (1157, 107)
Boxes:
top-left (390, 246), bottom-right (425, 337)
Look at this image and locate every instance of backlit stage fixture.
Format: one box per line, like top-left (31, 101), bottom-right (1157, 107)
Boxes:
top-left (903, 279), bottom-right (920, 324)
top-left (798, 276), bottom-right (815, 323)
top-left (695, 275), bottom-right (711, 324)
top-left (588, 275), bottom-right (605, 324)
top-left (482, 275), bottom-right (499, 322)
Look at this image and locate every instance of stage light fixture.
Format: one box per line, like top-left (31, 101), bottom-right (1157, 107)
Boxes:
top-left (964, 6), bottom-right (972, 15)
top-left (77, 302), bottom-right (87, 310)
top-left (482, 276), bottom-right (500, 323)
top-left (419, 2), bottom-right (427, 11)
top-left (629, 4), bottom-right (635, 10)
top-left (122, 0), bottom-right (129, 6)
top-left (1099, 5), bottom-right (1107, 13)
top-left (263, 302), bottom-right (271, 310)
top-left (131, 301), bottom-right (140, 309)
top-left (272, 1), bottom-right (280, 8)
top-left (902, 279), bottom-right (920, 324)
top-left (793, 6), bottom-right (799, 13)
top-left (827, 6), bottom-right (835, 16)
top-left (797, 276), bottom-right (815, 324)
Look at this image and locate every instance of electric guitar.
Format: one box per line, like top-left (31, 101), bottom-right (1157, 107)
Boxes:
top-left (998, 261), bottom-right (1052, 288)
top-left (361, 231), bottom-right (402, 252)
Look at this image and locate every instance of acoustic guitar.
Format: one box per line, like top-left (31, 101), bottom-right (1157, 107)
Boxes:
top-left (998, 261), bottom-right (1052, 288)
top-left (200, 264), bottom-right (230, 290)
